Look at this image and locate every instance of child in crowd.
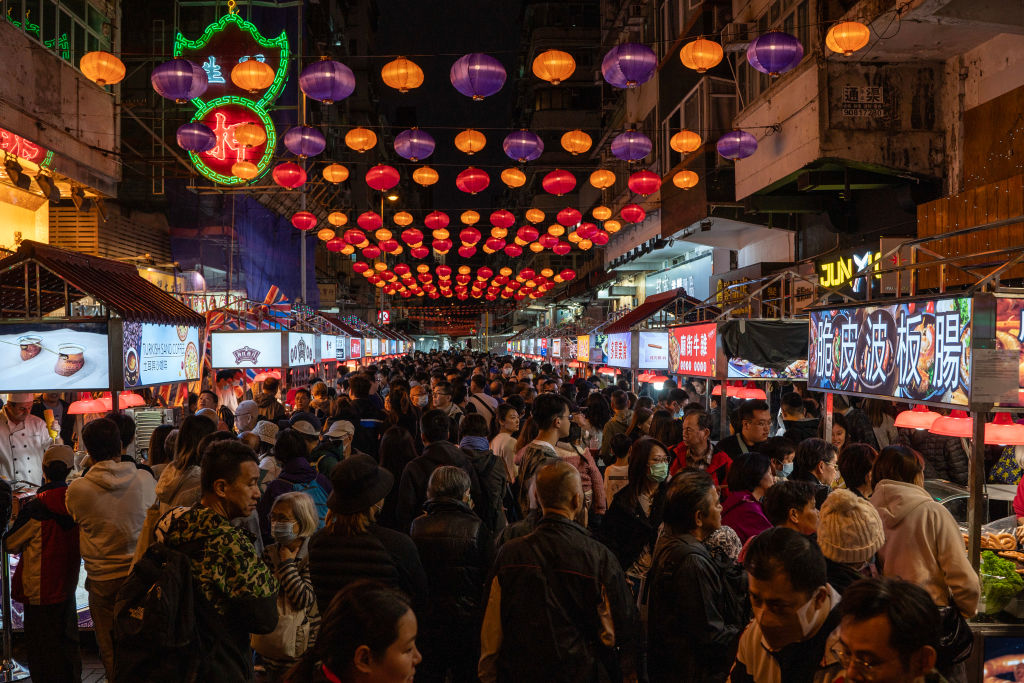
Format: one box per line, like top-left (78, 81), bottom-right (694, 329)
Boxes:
top-left (603, 433), bottom-right (633, 502)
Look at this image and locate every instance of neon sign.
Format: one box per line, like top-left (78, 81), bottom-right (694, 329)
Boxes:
top-left (0, 126), bottom-right (53, 168)
top-left (173, 13), bottom-right (289, 186)
top-left (817, 250), bottom-right (882, 294)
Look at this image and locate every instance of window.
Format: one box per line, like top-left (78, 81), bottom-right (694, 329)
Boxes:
top-left (735, 0), bottom-right (811, 104)
top-left (4, 0), bottom-right (111, 67)
top-left (659, 77), bottom-right (737, 174)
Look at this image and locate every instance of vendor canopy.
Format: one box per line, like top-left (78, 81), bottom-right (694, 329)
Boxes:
top-left (603, 286), bottom-right (713, 334)
top-left (0, 240), bottom-right (204, 326)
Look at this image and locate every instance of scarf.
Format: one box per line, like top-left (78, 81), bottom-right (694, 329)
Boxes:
top-left (460, 436), bottom-right (490, 452)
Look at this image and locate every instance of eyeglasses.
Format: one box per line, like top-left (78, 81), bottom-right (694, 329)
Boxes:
top-left (747, 420), bottom-right (771, 428)
top-left (831, 644), bottom-right (878, 678)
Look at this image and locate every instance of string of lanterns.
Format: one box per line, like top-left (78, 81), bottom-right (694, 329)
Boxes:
top-left (348, 263), bottom-right (578, 301)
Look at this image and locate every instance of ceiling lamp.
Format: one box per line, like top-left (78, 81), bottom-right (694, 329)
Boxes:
top-left (328, 211), bottom-right (348, 227)
top-left (592, 205), bottom-right (612, 220)
top-left (747, 31), bottom-right (804, 76)
top-left (232, 161), bottom-right (258, 180)
top-left (501, 167), bottom-right (526, 188)
top-left (394, 128), bottom-right (435, 161)
top-left (455, 167), bottom-right (489, 194)
top-left (365, 165), bottom-right (400, 191)
top-left (272, 162), bottom-right (306, 189)
top-left (532, 49), bottom-right (575, 84)
top-left (233, 122), bottom-right (266, 148)
top-left (985, 413), bottom-right (1024, 446)
top-left (455, 128), bottom-right (487, 155)
top-left (231, 58), bottom-right (275, 92)
top-left (345, 126), bottom-right (377, 153)
top-left (670, 130), bottom-right (702, 154)
top-left (557, 208), bottom-right (582, 226)
top-left (151, 58), bottom-right (207, 102)
top-left (298, 58), bottom-right (356, 104)
top-left (628, 169), bottom-right (661, 196)
top-left (525, 208), bottom-right (545, 224)
top-left (621, 204), bottom-right (646, 223)
top-left (292, 211), bottom-right (318, 232)
top-left (176, 123), bottom-right (216, 152)
top-left (542, 169), bottom-right (576, 196)
top-left (717, 130), bottom-right (758, 160)
top-left (381, 56), bottom-right (424, 92)
top-left (393, 211), bottom-right (413, 227)
top-left (604, 219), bottom-right (622, 233)
top-left (929, 410), bottom-right (974, 437)
top-left (673, 170), bottom-right (699, 189)
top-left (412, 166), bottom-right (439, 186)
top-left (601, 43), bottom-right (657, 88)
top-left (611, 129), bottom-right (653, 161)
top-left (561, 129), bottom-right (592, 155)
top-left (826, 21), bottom-right (871, 56)
top-left (450, 53), bottom-right (506, 100)
top-left (81, 51), bottom-right (126, 86)
top-left (502, 130), bottom-right (544, 162)
top-left (679, 37), bottom-right (724, 73)
top-left (590, 169), bottom-right (616, 189)
top-left (283, 125), bottom-right (326, 158)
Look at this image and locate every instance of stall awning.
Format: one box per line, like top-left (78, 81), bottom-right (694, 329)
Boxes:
top-left (0, 241), bottom-right (204, 326)
top-left (603, 287), bottom-right (709, 334)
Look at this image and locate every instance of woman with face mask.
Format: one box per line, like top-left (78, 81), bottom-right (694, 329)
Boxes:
top-left (255, 492), bottom-right (322, 681)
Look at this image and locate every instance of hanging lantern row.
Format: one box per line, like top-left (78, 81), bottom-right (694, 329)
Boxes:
top-left (350, 262), bottom-right (578, 301)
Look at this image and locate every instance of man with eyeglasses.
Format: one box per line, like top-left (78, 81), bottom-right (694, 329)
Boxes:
top-left (0, 393), bottom-right (53, 487)
top-left (714, 399), bottom-right (771, 468)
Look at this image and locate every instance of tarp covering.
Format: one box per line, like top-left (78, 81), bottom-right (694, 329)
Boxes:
top-left (719, 319), bottom-right (808, 372)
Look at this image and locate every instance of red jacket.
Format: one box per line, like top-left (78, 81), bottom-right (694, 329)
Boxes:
top-left (7, 482), bottom-right (80, 605)
top-left (670, 442), bottom-right (732, 493)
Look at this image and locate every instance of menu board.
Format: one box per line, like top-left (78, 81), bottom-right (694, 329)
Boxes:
top-left (123, 322), bottom-right (201, 388)
top-left (577, 335), bottom-right (590, 363)
top-left (363, 338), bottom-right (374, 356)
top-left (287, 332), bottom-right (319, 367)
top-left (211, 331), bottom-right (283, 368)
top-left (638, 331), bottom-right (669, 369)
top-left (527, 339), bottom-right (535, 355)
top-left (321, 335), bottom-right (337, 363)
top-left (552, 338), bottom-right (562, 358)
top-left (0, 322), bottom-right (110, 391)
top-left (350, 337), bottom-right (362, 359)
top-left (565, 337), bottom-right (577, 361)
top-left (606, 332), bottom-right (632, 368)
top-left (670, 323), bottom-right (717, 377)
top-left (808, 297), bottom-right (972, 405)
top-left (337, 336), bottom-right (348, 361)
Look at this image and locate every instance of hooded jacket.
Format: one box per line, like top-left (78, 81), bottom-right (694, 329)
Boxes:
top-left (257, 457), bottom-right (332, 538)
top-left (66, 459), bottom-right (156, 581)
top-left (256, 393), bottom-right (286, 423)
top-left (461, 445), bottom-right (508, 535)
top-left (599, 410), bottom-right (633, 458)
top-left (396, 440), bottom-right (485, 534)
top-left (870, 479), bottom-right (980, 615)
top-left (780, 417), bottom-right (820, 443)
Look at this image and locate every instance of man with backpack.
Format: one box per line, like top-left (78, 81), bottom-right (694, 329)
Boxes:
top-left (115, 439), bottom-right (278, 682)
top-left (458, 413), bottom-right (508, 536)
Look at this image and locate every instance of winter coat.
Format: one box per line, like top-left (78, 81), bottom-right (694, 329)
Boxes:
top-left (257, 458), bottom-right (332, 538)
top-left (256, 393), bottom-right (286, 423)
top-left (396, 440), bottom-right (485, 534)
top-left (841, 408), bottom-right (880, 449)
top-left (461, 446), bottom-right (508, 535)
top-left (788, 470), bottom-right (832, 508)
top-left (871, 479), bottom-right (980, 616)
top-left (669, 441), bottom-right (731, 486)
top-left (599, 410), bottom-right (632, 459)
top-left (600, 483), bottom-right (668, 573)
top-left (907, 430), bottom-right (969, 486)
top-left (871, 413), bottom-right (899, 449)
top-left (310, 439), bottom-right (345, 477)
top-left (781, 418), bottom-right (821, 443)
top-left (7, 481), bottom-right (79, 605)
top-left (720, 490), bottom-right (772, 543)
top-left (132, 463), bottom-right (203, 565)
top-left (339, 398), bottom-right (387, 459)
top-left (555, 443), bottom-right (608, 515)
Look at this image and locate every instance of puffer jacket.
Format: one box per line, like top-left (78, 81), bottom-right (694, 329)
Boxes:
top-left (906, 429), bottom-right (969, 486)
top-left (7, 481), bottom-right (79, 605)
top-left (410, 498), bottom-right (492, 629)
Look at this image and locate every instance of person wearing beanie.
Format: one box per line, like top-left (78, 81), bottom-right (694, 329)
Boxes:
top-left (817, 488), bottom-right (885, 595)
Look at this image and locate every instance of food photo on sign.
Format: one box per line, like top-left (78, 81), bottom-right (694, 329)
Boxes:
top-left (994, 296), bottom-right (1024, 400)
top-left (719, 319), bottom-right (809, 380)
top-left (638, 331), bottom-right (669, 370)
top-left (123, 322), bottom-right (200, 388)
top-left (0, 322), bottom-right (110, 391)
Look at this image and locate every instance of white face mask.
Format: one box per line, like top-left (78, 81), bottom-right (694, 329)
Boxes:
top-left (417, 396), bottom-right (429, 407)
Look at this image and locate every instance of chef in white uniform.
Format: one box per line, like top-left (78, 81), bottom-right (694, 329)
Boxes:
top-left (0, 393), bottom-right (53, 487)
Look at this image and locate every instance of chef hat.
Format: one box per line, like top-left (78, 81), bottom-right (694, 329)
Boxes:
top-left (6, 393), bottom-right (34, 404)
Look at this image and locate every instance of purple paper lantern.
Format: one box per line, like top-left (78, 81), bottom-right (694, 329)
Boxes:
top-left (601, 43), bottom-right (657, 88)
top-left (394, 128), bottom-right (436, 162)
top-left (746, 31), bottom-right (804, 76)
top-left (502, 130), bottom-right (544, 162)
top-left (450, 53), bottom-right (506, 100)
top-left (299, 59), bottom-right (356, 104)
top-left (610, 130), bottom-right (652, 161)
top-left (176, 122), bottom-right (216, 152)
top-left (716, 130), bottom-right (758, 160)
top-left (283, 125), bottom-right (327, 158)
top-left (151, 58), bottom-right (208, 102)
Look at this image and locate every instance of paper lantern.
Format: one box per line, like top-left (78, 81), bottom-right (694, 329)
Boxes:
top-left (929, 410), bottom-right (973, 438)
top-left (557, 208), bottom-right (582, 227)
top-left (425, 211), bottom-right (450, 230)
top-left (299, 58), bottom-right (355, 103)
top-left (552, 242), bottom-right (571, 256)
top-left (81, 51), bottom-right (126, 86)
top-left (232, 161), bottom-right (258, 179)
top-left (547, 224), bottom-right (565, 237)
top-left (611, 130), bottom-right (652, 161)
top-left (504, 244), bottom-right (523, 257)
top-left (393, 212), bottom-right (413, 227)
top-left (576, 223), bottom-right (598, 240)
top-left (460, 227), bottom-right (482, 244)
top-left (352, 261), bottom-right (370, 274)
top-left (590, 169), bottom-right (616, 189)
top-left (272, 162), bottom-right (306, 189)
top-left (621, 204), bottom-right (646, 223)
top-left (450, 53), bottom-right (506, 100)
top-left (578, 239), bottom-right (593, 250)
top-left (673, 170), bottom-right (699, 189)
top-left (489, 210), bottom-right (515, 229)
top-left (601, 43), bottom-right (657, 88)
top-left (561, 129), bottom-right (592, 155)
top-left (326, 238), bottom-right (346, 252)
top-left (458, 265), bottom-right (471, 275)
top-left (176, 123), bottom-right (216, 152)
top-left (357, 211), bottom-right (383, 231)
top-left (292, 211), bottom-right (317, 231)
top-left (409, 245), bottom-right (429, 259)
top-left (532, 49), bottom-right (575, 84)
top-left (518, 225), bottom-right (540, 242)
top-left (628, 170), bottom-right (661, 196)
top-left (670, 130), bottom-right (702, 154)
top-left (592, 205), bottom-right (612, 220)
top-left (539, 234), bottom-right (558, 249)
top-left (151, 58), bottom-right (207, 102)
top-left (433, 239), bottom-right (453, 254)
top-left (591, 230), bottom-right (610, 246)
top-left (826, 21), bottom-right (871, 56)
top-left (458, 245), bottom-right (477, 258)
top-left (375, 228), bottom-right (393, 241)
top-left (322, 163), bottom-right (349, 184)
top-left (380, 239), bottom-right (400, 253)
top-left (328, 212), bottom-right (348, 227)
top-left (679, 37), bottom-right (724, 73)
top-left (543, 169), bottom-right (576, 196)
top-left (394, 264), bottom-right (411, 277)
top-left (499, 267), bottom-right (513, 276)
top-left (231, 59), bottom-right (275, 92)
top-left (283, 125), bottom-right (326, 158)
top-left (485, 237), bottom-right (506, 251)
top-left (529, 242), bottom-right (545, 253)
top-left (503, 130), bottom-right (544, 162)
top-left (317, 228), bottom-right (336, 241)
top-left (604, 219), bottom-right (622, 233)
top-left (401, 228), bottom-right (424, 246)
top-left (455, 129), bottom-right (487, 155)
top-left (381, 56), bottom-right (424, 92)
top-left (456, 167), bottom-right (489, 194)
top-left (345, 127), bottom-right (377, 153)
top-left (717, 130), bottom-right (758, 160)
top-left (525, 209), bottom-right (545, 224)
top-left (365, 165), bottom-right (400, 191)
top-left (344, 229), bottom-right (367, 245)
top-left (500, 167), bottom-right (526, 188)
top-left (394, 128), bottom-right (435, 161)
top-left (412, 166), bottom-right (439, 186)
top-left (747, 31), bottom-right (804, 76)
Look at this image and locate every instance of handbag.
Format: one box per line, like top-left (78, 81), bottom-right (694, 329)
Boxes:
top-left (936, 598), bottom-right (973, 667)
top-left (251, 547), bottom-right (311, 660)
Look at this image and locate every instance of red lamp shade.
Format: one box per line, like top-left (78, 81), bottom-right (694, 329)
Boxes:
top-left (985, 412), bottom-right (1024, 445)
top-left (485, 236), bottom-right (506, 251)
top-left (504, 244), bottom-right (523, 257)
top-left (557, 207), bottom-right (582, 227)
top-left (411, 246), bottom-right (430, 259)
top-left (352, 261), bottom-right (370, 274)
top-left (638, 372), bottom-right (656, 382)
top-left (490, 210), bottom-right (515, 228)
top-left (291, 211), bottom-right (317, 231)
top-left (362, 245), bottom-right (382, 259)
top-left (542, 169), bottom-right (576, 196)
top-left (459, 227), bottom-right (482, 245)
top-left (68, 398), bottom-right (105, 414)
top-left (597, 367), bottom-right (621, 375)
top-left (326, 237), bottom-right (346, 252)
top-left (425, 211), bottom-right (450, 230)
top-left (591, 230), bottom-right (610, 246)
top-left (517, 226), bottom-right (540, 242)
top-left (628, 169), bottom-right (662, 196)
top-left (357, 211), bottom-right (383, 231)
top-left (456, 167), bottom-right (490, 194)
top-left (559, 269), bottom-right (576, 280)
top-left (539, 234), bottom-right (558, 249)
top-left (621, 204), bottom-right (646, 223)
top-left (894, 404), bottom-right (941, 430)
top-left (553, 242), bottom-right (572, 256)
top-left (273, 162), bottom-right (306, 189)
top-left (365, 164), bottom-right (400, 191)
top-left (343, 229), bottom-right (367, 245)
top-left (576, 222), bottom-right (598, 240)
top-left (458, 245), bottom-right (477, 258)
top-left (401, 228), bottom-right (423, 245)
top-left (929, 410), bottom-right (973, 437)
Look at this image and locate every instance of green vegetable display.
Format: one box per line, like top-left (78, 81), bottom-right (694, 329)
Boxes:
top-left (981, 551), bottom-right (1024, 614)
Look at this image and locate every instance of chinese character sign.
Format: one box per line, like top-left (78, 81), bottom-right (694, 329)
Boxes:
top-left (808, 297), bottom-right (972, 406)
top-left (639, 331), bottom-right (669, 370)
top-left (605, 333), bottom-right (632, 368)
top-left (577, 336), bottom-right (590, 363)
top-left (669, 324), bottom-right (717, 377)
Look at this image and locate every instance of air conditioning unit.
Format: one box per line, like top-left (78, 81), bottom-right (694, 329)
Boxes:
top-left (626, 2), bottom-right (646, 25)
top-left (721, 21), bottom-right (756, 50)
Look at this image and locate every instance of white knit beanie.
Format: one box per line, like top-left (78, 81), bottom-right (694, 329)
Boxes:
top-left (817, 488), bottom-right (886, 564)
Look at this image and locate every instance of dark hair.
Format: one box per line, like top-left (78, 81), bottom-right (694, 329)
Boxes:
top-left (420, 409), bottom-right (451, 443)
top-left (668, 388), bottom-right (688, 405)
top-left (622, 437), bottom-right (669, 508)
top-left (471, 375), bottom-right (487, 390)
top-left (626, 407), bottom-right (653, 437)
top-left (496, 403), bottom-right (517, 425)
top-left (819, 411), bottom-right (850, 441)
top-left (840, 577), bottom-right (941, 667)
top-left (744, 527), bottom-right (827, 595)
top-left (197, 430), bottom-right (236, 462)
top-left (610, 433), bottom-right (632, 461)
top-left (648, 409), bottom-right (673, 441)
top-left (684, 409), bottom-right (712, 433)
top-left (662, 469), bottom-right (716, 533)
top-left (610, 389), bottom-right (628, 411)
top-left (173, 415), bottom-right (217, 470)
top-left (199, 439), bottom-right (258, 493)
top-left (755, 436), bottom-right (796, 465)
top-left (871, 445), bottom-right (924, 485)
top-left (273, 429), bottom-right (309, 464)
top-left (43, 460), bottom-right (71, 483)
top-left (147, 424), bottom-right (174, 467)
top-left (199, 389), bottom-right (218, 403)
top-left (460, 413), bottom-right (489, 440)
top-left (782, 392), bottom-right (806, 413)
top-left (762, 480), bottom-right (816, 525)
top-left (584, 393), bottom-right (612, 430)
top-left (863, 399), bottom-right (892, 428)
top-left (654, 418), bottom-right (683, 450)
top-left (386, 386), bottom-right (413, 422)
top-left (635, 395), bottom-right (654, 412)
top-left (727, 452), bottom-right (772, 493)
top-left (794, 438), bottom-right (837, 477)
top-left (514, 416), bottom-right (540, 452)
top-left (740, 400), bottom-right (770, 422)
top-left (103, 411), bottom-right (136, 449)
top-left (451, 382), bottom-right (468, 406)
top-left (379, 427), bottom-right (418, 483)
top-left (82, 418), bottom-right (123, 462)
top-left (349, 375), bottom-right (371, 399)
top-left (557, 421), bottom-right (584, 448)
top-left (218, 405), bottom-right (234, 432)
top-left (838, 443), bottom-right (878, 491)
top-left (263, 377), bottom-right (280, 395)
top-left (533, 393), bottom-right (569, 430)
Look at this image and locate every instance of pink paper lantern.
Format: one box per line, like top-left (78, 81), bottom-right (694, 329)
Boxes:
top-left (592, 230), bottom-right (610, 246)
top-left (343, 229), bottom-right (367, 245)
top-left (273, 162), bottom-right (306, 189)
top-left (458, 245), bottom-right (477, 258)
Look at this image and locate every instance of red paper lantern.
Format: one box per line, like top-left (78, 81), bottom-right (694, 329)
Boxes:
top-left (456, 274), bottom-right (472, 285)
top-left (539, 233), bottom-right (558, 249)
top-left (459, 227), bottom-right (481, 245)
top-left (362, 245), bottom-right (381, 259)
top-left (504, 244), bottom-right (523, 257)
top-left (365, 164), bottom-right (400, 191)
top-left (432, 238), bottom-right (453, 253)
top-left (425, 211), bottom-right (450, 230)
top-left (436, 265), bottom-right (452, 278)
top-left (291, 211), bottom-right (317, 231)
top-left (455, 167), bottom-right (490, 194)
top-left (394, 263), bottom-right (411, 276)
top-left (521, 268), bottom-right (536, 280)
top-left (556, 207), bottom-right (582, 227)
top-left (628, 169), bottom-right (661, 196)
top-left (621, 203), bottom-right (646, 223)
top-left (401, 228), bottom-right (423, 245)
top-left (552, 241), bottom-right (571, 256)
top-left (380, 239), bottom-right (400, 253)
top-left (576, 222), bottom-right (598, 239)
top-left (343, 229), bottom-right (367, 245)
top-left (517, 225), bottom-right (539, 242)
top-left (478, 267), bottom-right (493, 279)
top-left (456, 245), bottom-right (475, 258)
top-left (488, 210), bottom-right (514, 229)
top-left (418, 273), bottom-right (432, 283)
top-left (591, 230), bottom-right (610, 246)
top-left (560, 268), bottom-right (576, 280)
top-left (542, 169), bottom-right (576, 196)
top-left (352, 261), bottom-right (370, 274)
top-left (410, 245), bottom-right (430, 259)
top-left (273, 162), bottom-right (306, 189)
top-left (326, 237), bottom-right (346, 252)
top-left (485, 236), bottom-right (506, 251)
top-left (357, 211), bottom-right (383, 231)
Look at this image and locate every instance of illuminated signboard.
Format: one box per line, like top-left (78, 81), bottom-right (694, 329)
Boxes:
top-left (552, 338), bottom-right (561, 358)
top-left (336, 336), bottom-right (347, 361)
top-left (0, 126), bottom-right (53, 168)
top-left (638, 331), bottom-right (669, 370)
top-left (349, 337), bottom-right (362, 359)
top-left (211, 331), bottom-right (283, 368)
top-left (0, 322), bottom-right (109, 391)
top-left (808, 297), bottom-right (972, 406)
top-left (287, 332), bottom-right (318, 367)
top-left (379, 310), bottom-right (391, 324)
top-left (994, 297), bottom-right (1024, 403)
top-left (321, 334), bottom-right (336, 362)
top-left (605, 332), bottom-right (632, 368)
top-left (670, 324), bottom-right (717, 377)
top-left (540, 338), bottom-right (548, 358)
top-left (577, 336), bottom-right (590, 363)
top-left (174, 13), bottom-right (288, 186)
top-left (123, 322), bottom-right (201, 388)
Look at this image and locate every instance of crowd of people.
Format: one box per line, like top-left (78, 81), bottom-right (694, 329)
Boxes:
top-left (1, 350), bottom-right (992, 683)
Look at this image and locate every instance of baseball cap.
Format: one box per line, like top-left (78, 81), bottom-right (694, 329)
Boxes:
top-left (325, 419), bottom-right (354, 440)
top-left (43, 445), bottom-right (75, 468)
top-left (289, 411), bottom-right (322, 435)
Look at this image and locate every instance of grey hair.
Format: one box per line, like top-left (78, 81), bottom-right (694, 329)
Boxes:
top-left (427, 465), bottom-right (470, 501)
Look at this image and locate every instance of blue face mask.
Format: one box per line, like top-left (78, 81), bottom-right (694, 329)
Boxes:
top-left (780, 462), bottom-right (794, 478)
